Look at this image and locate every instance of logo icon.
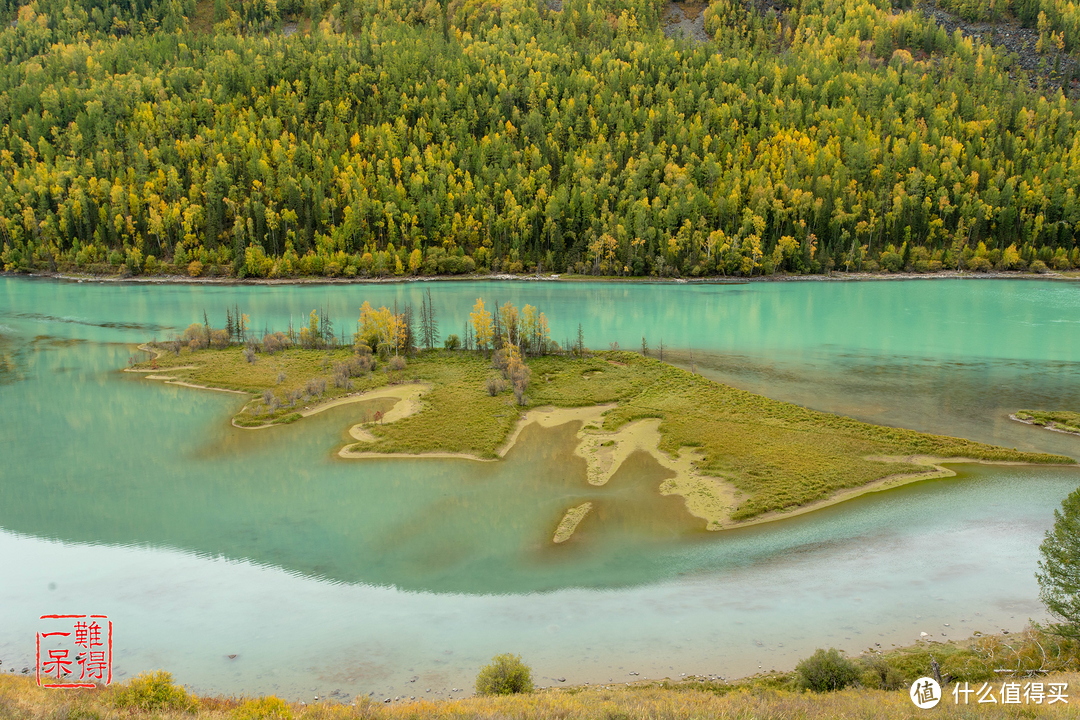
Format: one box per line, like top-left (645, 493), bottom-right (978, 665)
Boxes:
top-left (910, 676), bottom-right (941, 709)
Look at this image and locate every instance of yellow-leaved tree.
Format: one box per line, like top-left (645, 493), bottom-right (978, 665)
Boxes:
top-left (357, 301), bottom-right (404, 357)
top-left (471, 298), bottom-right (493, 354)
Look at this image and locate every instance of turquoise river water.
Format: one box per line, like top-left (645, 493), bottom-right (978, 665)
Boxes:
top-left (1, 276), bottom-right (1079, 699)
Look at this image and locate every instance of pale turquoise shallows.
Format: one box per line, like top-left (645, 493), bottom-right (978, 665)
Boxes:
top-left (0, 276), bottom-right (1078, 699)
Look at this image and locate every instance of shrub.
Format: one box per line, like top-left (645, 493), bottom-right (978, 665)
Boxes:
top-left (860, 656), bottom-right (906, 690)
top-left (1031, 259), bottom-right (1050, 273)
top-left (111, 670), bottom-right (194, 711)
top-left (879, 251), bottom-right (903, 272)
top-left (235, 696), bottom-right (293, 720)
top-left (263, 332), bottom-right (290, 354)
top-left (444, 334), bottom-right (461, 350)
top-left (304, 378), bottom-right (327, 399)
top-left (210, 328), bottom-right (229, 349)
top-left (492, 347), bottom-right (510, 373)
top-left (475, 653), bottom-right (534, 696)
top-left (485, 376), bottom-right (507, 396)
top-left (188, 259), bottom-right (204, 277)
top-left (795, 648), bottom-right (860, 692)
top-left (183, 323), bottom-right (208, 350)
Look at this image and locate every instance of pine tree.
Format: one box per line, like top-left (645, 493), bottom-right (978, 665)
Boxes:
top-left (403, 303), bottom-right (416, 356)
top-left (1037, 487), bottom-right (1080, 637)
top-left (426, 288), bottom-right (439, 349)
top-left (419, 294), bottom-right (430, 350)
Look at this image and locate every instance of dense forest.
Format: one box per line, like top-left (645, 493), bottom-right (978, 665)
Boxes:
top-left (0, 0), bottom-right (1079, 279)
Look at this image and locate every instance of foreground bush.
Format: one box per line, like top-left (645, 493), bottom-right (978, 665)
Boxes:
top-left (111, 670), bottom-right (195, 712)
top-left (795, 648), bottom-right (860, 692)
top-left (861, 656), bottom-right (907, 690)
top-left (475, 653), bottom-right (534, 696)
top-left (234, 696), bottom-right (292, 719)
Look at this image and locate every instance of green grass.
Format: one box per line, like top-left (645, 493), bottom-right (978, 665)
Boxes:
top-left (135, 346), bottom-right (1074, 521)
top-left (1017, 410), bottom-right (1080, 435)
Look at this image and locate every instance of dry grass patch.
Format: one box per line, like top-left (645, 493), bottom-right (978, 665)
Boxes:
top-left (6, 668), bottom-right (1080, 719)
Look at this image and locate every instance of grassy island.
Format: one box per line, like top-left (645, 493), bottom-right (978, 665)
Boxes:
top-left (131, 325), bottom-right (1074, 534)
top-left (1013, 410), bottom-right (1080, 437)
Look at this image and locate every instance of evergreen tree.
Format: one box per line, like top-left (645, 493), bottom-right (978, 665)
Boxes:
top-left (1037, 487), bottom-right (1080, 637)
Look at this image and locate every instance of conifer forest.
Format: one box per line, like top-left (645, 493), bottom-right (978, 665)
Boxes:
top-left (2, 0), bottom-right (1080, 278)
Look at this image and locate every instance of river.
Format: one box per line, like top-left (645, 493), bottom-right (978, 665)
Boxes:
top-left (0, 276), bottom-right (1077, 699)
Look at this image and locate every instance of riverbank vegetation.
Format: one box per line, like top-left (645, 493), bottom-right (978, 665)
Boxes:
top-left (1016, 410), bottom-right (1080, 435)
top-left (5, 629), bottom-right (1080, 718)
top-left (3, 0), bottom-right (1080, 282)
top-left (133, 298), bottom-right (1074, 525)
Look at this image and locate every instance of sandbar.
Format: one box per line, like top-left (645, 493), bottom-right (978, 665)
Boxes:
top-left (343, 383), bottom-right (429, 440)
top-left (553, 502), bottom-right (593, 543)
top-left (717, 455), bottom-right (1064, 530)
top-left (137, 374), bottom-right (249, 395)
top-left (240, 382), bottom-right (430, 431)
top-left (339, 403), bottom-right (613, 460)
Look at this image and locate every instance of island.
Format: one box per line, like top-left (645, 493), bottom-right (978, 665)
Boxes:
top-left (129, 302), bottom-right (1075, 542)
top-left (1012, 410), bottom-right (1080, 437)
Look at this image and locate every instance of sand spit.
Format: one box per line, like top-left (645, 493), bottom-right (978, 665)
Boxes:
top-left (553, 502), bottom-right (593, 543)
top-left (343, 383), bottom-right (429, 440)
top-left (237, 382), bottom-right (430, 431)
top-left (721, 454), bottom-right (1060, 530)
top-left (132, 366), bottom-right (250, 396)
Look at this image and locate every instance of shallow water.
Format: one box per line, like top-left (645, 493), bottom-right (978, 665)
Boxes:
top-left (1, 276), bottom-right (1078, 697)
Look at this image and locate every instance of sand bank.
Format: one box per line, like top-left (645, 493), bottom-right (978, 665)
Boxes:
top-left (717, 455), bottom-right (1061, 531)
top-left (562, 414), bottom-right (739, 531)
top-left (133, 368), bottom-right (249, 395)
top-left (339, 403), bottom-right (614, 460)
top-left (343, 383), bottom-right (429, 440)
top-left (237, 383), bottom-right (430, 431)
top-left (553, 503), bottom-right (593, 543)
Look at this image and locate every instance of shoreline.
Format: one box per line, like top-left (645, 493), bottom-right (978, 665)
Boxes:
top-left (237, 383), bottom-right (430, 431)
top-left (719, 454), bottom-right (1073, 531)
top-left (1010, 413), bottom-right (1080, 438)
top-left (4, 626), bottom-right (1078, 711)
top-left (124, 346), bottom-right (249, 395)
top-left (337, 404), bottom-right (611, 461)
top-left (335, 400), bottom-right (1075, 533)
top-left (5, 268), bottom-right (1078, 287)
